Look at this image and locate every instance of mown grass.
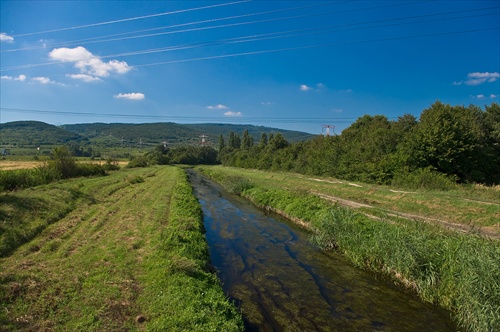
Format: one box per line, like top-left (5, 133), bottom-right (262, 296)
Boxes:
top-left (0, 166), bottom-right (243, 331)
top-left (198, 166), bottom-right (500, 230)
top-left (198, 166), bottom-right (500, 332)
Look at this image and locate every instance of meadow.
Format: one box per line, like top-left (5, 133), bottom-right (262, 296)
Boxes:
top-left (0, 166), bottom-right (243, 331)
top-left (197, 165), bottom-right (500, 332)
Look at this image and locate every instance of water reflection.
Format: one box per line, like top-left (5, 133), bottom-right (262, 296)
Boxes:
top-left (188, 170), bottom-right (455, 331)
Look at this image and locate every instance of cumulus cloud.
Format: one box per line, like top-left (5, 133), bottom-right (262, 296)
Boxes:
top-left (67, 74), bottom-right (102, 82)
top-left (301, 83), bottom-right (326, 91)
top-left (49, 46), bottom-right (131, 77)
top-left (0, 33), bottom-right (14, 43)
top-left (1, 74), bottom-right (26, 81)
top-left (455, 72), bottom-right (500, 86)
top-left (224, 111), bottom-right (242, 117)
top-left (207, 104), bottom-right (228, 110)
top-left (32, 76), bottom-right (62, 85)
top-left (114, 92), bottom-right (145, 100)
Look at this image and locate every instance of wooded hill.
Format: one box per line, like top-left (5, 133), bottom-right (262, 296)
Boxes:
top-left (0, 121), bottom-right (313, 149)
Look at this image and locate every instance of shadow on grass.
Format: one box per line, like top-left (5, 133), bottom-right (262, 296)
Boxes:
top-left (0, 194), bottom-right (71, 257)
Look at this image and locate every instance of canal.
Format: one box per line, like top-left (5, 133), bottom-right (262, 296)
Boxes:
top-left (188, 170), bottom-right (455, 331)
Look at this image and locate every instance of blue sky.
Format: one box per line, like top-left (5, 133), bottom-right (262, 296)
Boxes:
top-left (1, 1), bottom-right (499, 134)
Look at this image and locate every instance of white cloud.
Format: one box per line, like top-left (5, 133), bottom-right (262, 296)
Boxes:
top-left (67, 74), bottom-right (102, 82)
top-left (300, 84), bottom-right (313, 91)
top-left (207, 104), bottom-right (228, 110)
top-left (477, 94), bottom-right (485, 99)
top-left (261, 101), bottom-right (273, 105)
top-left (317, 83), bottom-right (326, 89)
top-left (0, 33), bottom-right (14, 43)
top-left (1, 74), bottom-right (26, 81)
top-left (491, 94), bottom-right (498, 99)
top-left (456, 72), bottom-right (500, 86)
top-left (114, 92), bottom-right (145, 100)
top-left (49, 46), bottom-right (131, 77)
top-left (333, 108), bottom-right (344, 113)
top-left (32, 76), bottom-right (62, 85)
top-left (224, 111), bottom-right (242, 117)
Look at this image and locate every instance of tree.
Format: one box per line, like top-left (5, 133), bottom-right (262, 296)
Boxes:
top-left (50, 146), bottom-right (77, 178)
top-left (242, 129), bottom-right (253, 149)
top-left (218, 134), bottom-right (225, 151)
top-left (398, 101), bottom-right (483, 182)
top-left (268, 133), bottom-right (289, 150)
top-left (259, 133), bottom-right (268, 149)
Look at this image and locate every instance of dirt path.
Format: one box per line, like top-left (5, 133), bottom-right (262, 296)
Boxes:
top-left (311, 190), bottom-right (500, 240)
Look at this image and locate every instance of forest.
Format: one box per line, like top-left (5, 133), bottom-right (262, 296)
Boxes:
top-left (216, 102), bottom-right (500, 187)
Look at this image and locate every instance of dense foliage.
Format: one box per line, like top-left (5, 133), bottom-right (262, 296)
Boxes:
top-left (220, 102), bottom-right (500, 186)
top-left (0, 147), bottom-right (118, 191)
top-left (127, 145), bottom-right (219, 167)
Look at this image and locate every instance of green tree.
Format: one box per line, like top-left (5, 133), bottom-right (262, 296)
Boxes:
top-left (218, 134), bottom-right (225, 151)
top-left (50, 146), bottom-right (77, 178)
top-left (242, 129), bottom-right (253, 149)
top-left (259, 133), bottom-right (268, 149)
top-left (399, 101), bottom-right (483, 182)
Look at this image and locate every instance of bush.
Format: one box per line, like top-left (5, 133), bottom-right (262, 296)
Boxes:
top-left (220, 175), bottom-right (254, 195)
top-left (392, 168), bottom-right (457, 191)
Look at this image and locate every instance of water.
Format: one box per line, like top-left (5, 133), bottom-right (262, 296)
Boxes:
top-left (187, 170), bottom-right (456, 332)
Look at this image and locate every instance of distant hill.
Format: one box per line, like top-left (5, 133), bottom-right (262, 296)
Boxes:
top-left (1, 121), bottom-right (315, 149)
top-left (62, 122), bottom-right (315, 146)
top-left (0, 121), bottom-right (84, 147)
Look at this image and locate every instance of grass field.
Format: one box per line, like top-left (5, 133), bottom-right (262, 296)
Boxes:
top-left (198, 166), bottom-right (499, 236)
top-left (197, 165), bottom-right (500, 332)
top-left (0, 166), bottom-right (243, 331)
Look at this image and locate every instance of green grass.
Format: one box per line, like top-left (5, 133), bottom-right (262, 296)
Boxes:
top-left (198, 165), bottom-right (500, 332)
top-left (198, 166), bottom-right (500, 229)
top-left (0, 166), bottom-right (243, 331)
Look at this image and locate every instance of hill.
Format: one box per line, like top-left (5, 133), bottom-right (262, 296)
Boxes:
top-left (62, 122), bottom-right (315, 146)
top-left (0, 121), bottom-right (84, 148)
top-left (0, 121), bottom-right (315, 153)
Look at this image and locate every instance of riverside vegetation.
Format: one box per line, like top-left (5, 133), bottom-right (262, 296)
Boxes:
top-left (0, 165), bottom-right (243, 331)
top-left (197, 165), bottom-right (499, 332)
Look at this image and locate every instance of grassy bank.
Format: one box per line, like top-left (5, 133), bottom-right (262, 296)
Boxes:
top-left (0, 166), bottom-right (243, 331)
top-left (197, 166), bottom-right (500, 332)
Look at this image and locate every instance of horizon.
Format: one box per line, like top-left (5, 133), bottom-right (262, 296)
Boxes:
top-left (1, 1), bottom-right (499, 135)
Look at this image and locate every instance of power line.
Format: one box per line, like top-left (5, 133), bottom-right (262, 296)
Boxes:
top-left (9, 1), bottom-right (251, 38)
top-left (0, 107), bottom-right (388, 124)
top-left (132, 27), bottom-right (499, 69)
top-left (1, 2), bottom-right (344, 53)
top-left (2, 10), bottom-right (497, 73)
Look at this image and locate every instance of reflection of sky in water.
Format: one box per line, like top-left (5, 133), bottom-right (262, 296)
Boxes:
top-left (189, 171), bottom-right (455, 332)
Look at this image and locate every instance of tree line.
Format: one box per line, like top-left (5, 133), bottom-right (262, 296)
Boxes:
top-left (219, 102), bottom-right (500, 186)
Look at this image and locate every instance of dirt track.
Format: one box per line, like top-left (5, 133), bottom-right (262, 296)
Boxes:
top-left (311, 190), bottom-right (500, 240)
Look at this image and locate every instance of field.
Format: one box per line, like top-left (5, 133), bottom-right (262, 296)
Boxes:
top-left (198, 166), bottom-right (500, 237)
top-left (0, 166), bottom-right (243, 331)
top-left (0, 159), bottom-right (129, 171)
top-left (197, 165), bottom-right (500, 332)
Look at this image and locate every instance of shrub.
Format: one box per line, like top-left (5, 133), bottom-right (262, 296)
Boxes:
top-left (221, 175), bottom-right (254, 195)
top-left (391, 168), bottom-right (457, 191)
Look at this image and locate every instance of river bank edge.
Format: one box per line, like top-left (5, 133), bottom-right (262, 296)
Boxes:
top-left (195, 166), bottom-right (499, 332)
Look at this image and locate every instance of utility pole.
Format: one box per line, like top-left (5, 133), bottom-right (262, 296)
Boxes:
top-left (322, 125), bottom-right (335, 136)
top-left (199, 134), bottom-right (208, 146)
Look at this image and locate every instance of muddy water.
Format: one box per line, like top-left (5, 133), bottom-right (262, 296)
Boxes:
top-left (188, 170), bottom-right (455, 332)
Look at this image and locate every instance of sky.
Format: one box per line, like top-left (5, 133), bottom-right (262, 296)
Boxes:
top-left (1, 0), bottom-right (499, 134)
